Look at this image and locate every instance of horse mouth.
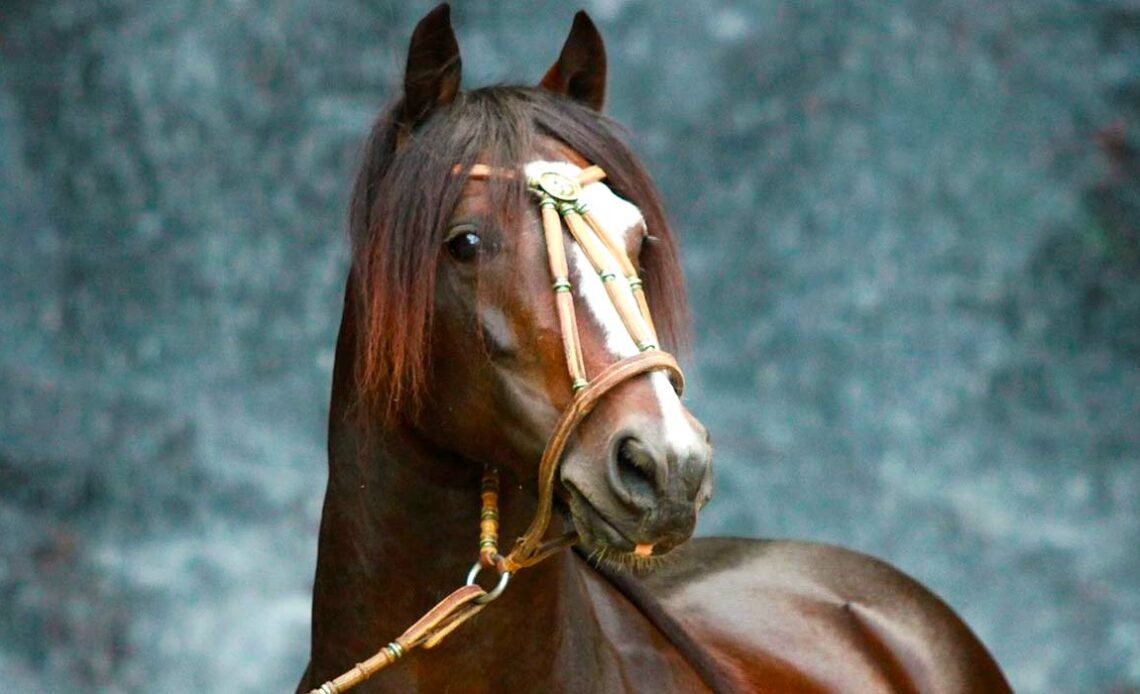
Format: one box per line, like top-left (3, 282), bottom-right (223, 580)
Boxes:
top-left (563, 485), bottom-right (680, 565)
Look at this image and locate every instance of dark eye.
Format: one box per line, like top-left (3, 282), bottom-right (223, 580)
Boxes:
top-left (445, 228), bottom-right (481, 262)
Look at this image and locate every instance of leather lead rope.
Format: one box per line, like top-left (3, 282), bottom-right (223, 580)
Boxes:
top-left (310, 164), bottom-right (684, 693)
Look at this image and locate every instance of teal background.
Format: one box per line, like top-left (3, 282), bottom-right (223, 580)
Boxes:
top-left (2, 1), bottom-right (1138, 691)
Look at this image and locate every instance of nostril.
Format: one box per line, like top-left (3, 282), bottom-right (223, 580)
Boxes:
top-left (680, 447), bottom-right (714, 504)
top-left (611, 437), bottom-right (659, 508)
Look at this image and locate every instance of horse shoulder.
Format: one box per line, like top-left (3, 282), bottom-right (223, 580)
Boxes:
top-left (601, 538), bottom-right (1011, 693)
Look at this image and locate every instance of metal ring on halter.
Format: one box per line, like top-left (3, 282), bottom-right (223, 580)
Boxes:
top-left (465, 561), bottom-right (511, 604)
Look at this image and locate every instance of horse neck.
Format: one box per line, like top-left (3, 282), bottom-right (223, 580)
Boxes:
top-left (309, 298), bottom-right (597, 685)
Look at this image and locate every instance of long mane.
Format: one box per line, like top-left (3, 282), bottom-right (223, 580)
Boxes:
top-left (349, 86), bottom-right (690, 426)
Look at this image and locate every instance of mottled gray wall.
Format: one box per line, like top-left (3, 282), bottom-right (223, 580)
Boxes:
top-left (2, 1), bottom-right (1138, 692)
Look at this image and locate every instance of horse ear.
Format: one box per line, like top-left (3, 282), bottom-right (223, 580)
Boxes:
top-left (539, 11), bottom-right (607, 111)
top-left (397, 3), bottom-right (462, 138)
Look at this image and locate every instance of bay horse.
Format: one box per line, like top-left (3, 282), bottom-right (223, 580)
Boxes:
top-left (298, 5), bottom-right (1011, 692)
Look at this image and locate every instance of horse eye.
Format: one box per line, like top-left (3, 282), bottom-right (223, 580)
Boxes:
top-left (445, 229), bottom-right (481, 262)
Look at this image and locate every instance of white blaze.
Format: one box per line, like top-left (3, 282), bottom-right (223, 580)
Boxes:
top-left (524, 160), bottom-right (704, 455)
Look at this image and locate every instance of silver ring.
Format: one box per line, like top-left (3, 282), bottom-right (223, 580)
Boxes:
top-left (465, 561), bottom-right (511, 604)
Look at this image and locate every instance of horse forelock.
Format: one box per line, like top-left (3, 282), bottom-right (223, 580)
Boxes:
top-left (347, 86), bottom-right (691, 430)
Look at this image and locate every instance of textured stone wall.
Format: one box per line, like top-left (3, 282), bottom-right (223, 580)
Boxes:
top-left (1, 1), bottom-right (1137, 691)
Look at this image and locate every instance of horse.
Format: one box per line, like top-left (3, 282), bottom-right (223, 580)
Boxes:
top-left (297, 5), bottom-right (1011, 692)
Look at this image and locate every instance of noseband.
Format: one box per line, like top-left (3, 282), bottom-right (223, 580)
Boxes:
top-left (311, 163), bottom-right (685, 694)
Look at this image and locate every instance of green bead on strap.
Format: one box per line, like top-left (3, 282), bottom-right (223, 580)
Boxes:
top-left (384, 641), bottom-right (405, 661)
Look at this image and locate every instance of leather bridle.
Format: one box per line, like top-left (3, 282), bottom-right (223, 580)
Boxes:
top-left (310, 163), bottom-right (685, 694)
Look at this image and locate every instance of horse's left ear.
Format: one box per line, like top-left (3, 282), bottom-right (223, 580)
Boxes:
top-left (539, 11), bottom-right (607, 111)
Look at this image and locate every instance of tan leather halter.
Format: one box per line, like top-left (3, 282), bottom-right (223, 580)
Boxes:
top-left (310, 163), bottom-right (684, 694)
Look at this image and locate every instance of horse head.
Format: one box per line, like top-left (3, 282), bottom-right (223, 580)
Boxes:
top-left (348, 4), bottom-right (712, 565)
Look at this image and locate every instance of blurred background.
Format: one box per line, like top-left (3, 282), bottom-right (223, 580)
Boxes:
top-left (2, 1), bottom-right (1138, 691)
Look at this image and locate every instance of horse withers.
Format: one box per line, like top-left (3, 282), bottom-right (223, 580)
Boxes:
top-left (298, 5), bottom-right (1011, 692)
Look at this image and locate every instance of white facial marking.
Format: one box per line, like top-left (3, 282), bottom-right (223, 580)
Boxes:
top-left (525, 160), bottom-right (704, 456)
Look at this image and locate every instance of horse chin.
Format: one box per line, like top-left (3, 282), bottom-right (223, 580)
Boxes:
top-left (563, 488), bottom-right (684, 574)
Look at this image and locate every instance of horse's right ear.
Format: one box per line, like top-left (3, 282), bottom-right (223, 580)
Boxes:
top-left (396, 3), bottom-right (462, 140)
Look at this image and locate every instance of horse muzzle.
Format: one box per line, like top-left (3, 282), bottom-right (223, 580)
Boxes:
top-left (561, 414), bottom-right (713, 558)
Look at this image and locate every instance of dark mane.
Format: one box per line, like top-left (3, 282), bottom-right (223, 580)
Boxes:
top-left (350, 86), bottom-right (691, 426)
